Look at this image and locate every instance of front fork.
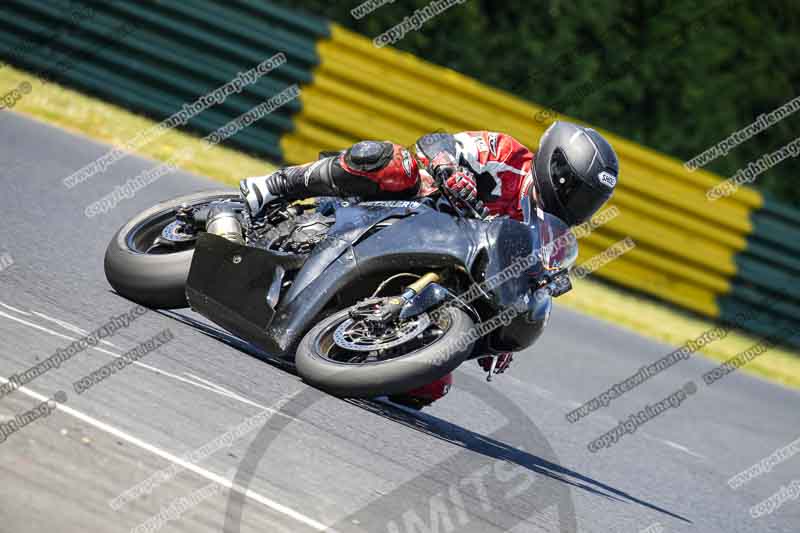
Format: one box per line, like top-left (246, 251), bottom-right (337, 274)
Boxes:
top-left (398, 271), bottom-right (508, 382)
top-left (380, 272), bottom-right (443, 319)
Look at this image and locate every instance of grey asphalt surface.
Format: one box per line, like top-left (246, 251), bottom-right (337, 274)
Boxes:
top-left (0, 111), bottom-right (798, 533)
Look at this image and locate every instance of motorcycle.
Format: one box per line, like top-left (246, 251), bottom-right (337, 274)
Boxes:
top-left (104, 136), bottom-right (578, 403)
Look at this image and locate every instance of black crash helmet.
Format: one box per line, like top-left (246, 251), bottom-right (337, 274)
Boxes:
top-left (531, 121), bottom-right (619, 226)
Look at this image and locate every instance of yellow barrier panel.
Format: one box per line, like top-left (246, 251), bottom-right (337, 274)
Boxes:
top-left (325, 26), bottom-right (763, 208)
top-left (577, 240), bottom-right (721, 317)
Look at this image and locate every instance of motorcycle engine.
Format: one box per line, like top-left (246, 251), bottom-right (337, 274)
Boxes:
top-left (249, 211), bottom-right (335, 254)
top-left (284, 212), bottom-right (335, 254)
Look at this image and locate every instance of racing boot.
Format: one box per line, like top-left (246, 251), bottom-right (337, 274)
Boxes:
top-left (239, 160), bottom-right (334, 221)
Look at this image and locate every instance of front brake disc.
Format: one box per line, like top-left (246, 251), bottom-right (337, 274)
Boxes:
top-left (332, 313), bottom-right (431, 352)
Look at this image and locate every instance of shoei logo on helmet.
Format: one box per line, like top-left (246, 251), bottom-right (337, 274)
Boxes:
top-left (598, 171), bottom-right (617, 188)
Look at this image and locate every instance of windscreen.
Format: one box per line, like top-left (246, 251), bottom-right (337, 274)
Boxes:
top-left (537, 211), bottom-right (578, 272)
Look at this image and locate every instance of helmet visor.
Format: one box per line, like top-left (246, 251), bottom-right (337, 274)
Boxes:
top-left (564, 179), bottom-right (609, 223)
top-left (550, 150), bottom-right (609, 224)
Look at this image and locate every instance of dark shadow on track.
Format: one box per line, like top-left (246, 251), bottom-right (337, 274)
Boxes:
top-left (349, 398), bottom-right (691, 523)
top-left (158, 305), bottom-right (691, 525)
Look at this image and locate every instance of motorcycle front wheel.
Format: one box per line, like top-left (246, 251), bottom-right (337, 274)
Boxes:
top-left (295, 305), bottom-right (476, 398)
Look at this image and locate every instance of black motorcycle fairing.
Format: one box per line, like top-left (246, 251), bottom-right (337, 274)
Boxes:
top-left (186, 233), bottom-right (305, 349)
top-left (282, 203), bottom-right (420, 303)
top-left (487, 290), bottom-right (552, 352)
top-left (186, 202), bottom-right (554, 357)
top-left (350, 205), bottom-right (485, 269)
top-left (481, 217), bottom-right (542, 309)
top-left (265, 206), bottom-right (486, 354)
top-left (469, 216), bottom-right (555, 353)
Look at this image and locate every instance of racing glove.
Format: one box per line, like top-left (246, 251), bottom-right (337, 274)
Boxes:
top-left (443, 169), bottom-right (490, 218)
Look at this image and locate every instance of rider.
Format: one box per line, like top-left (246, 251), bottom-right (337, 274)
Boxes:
top-left (239, 121), bottom-right (619, 406)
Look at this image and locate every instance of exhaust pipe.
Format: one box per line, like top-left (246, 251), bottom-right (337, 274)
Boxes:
top-left (206, 205), bottom-right (244, 245)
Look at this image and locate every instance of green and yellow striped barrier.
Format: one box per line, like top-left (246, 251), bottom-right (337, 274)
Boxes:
top-left (0, 0), bottom-right (796, 344)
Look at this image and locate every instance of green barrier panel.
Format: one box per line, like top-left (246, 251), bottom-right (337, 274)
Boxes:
top-left (234, 0), bottom-right (331, 37)
top-left (762, 195), bottom-right (800, 226)
top-left (152, 0), bottom-right (322, 66)
top-left (15, 1), bottom-right (298, 123)
top-left (0, 0), bottom-right (321, 161)
top-left (750, 211), bottom-right (800, 256)
top-left (718, 294), bottom-right (800, 348)
top-left (733, 257), bottom-right (800, 304)
top-left (744, 239), bottom-right (800, 275)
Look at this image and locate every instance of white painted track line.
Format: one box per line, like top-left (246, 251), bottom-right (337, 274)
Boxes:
top-left (0, 375), bottom-right (333, 532)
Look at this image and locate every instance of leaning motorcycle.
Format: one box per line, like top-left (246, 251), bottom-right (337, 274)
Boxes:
top-left (104, 137), bottom-right (578, 402)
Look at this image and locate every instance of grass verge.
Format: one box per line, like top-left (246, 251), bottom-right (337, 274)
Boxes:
top-left (3, 65), bottom-right (798, 390)
top-left (560, 279), bottom-right (800, 390)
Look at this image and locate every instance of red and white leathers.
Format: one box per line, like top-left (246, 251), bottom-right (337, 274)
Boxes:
top-left (240, 131), bottom-right (536, 223)
top-left (418, 131), bottom-right (536, 221)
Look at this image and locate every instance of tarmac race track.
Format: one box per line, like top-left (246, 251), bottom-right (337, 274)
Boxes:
top-left (0, 112), bottom-right (798, 532)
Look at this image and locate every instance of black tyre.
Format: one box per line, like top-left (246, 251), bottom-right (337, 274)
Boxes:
top-left (104, 190), bottom-right (239, 309)
top-left (295, 306), bottom-right (475, 398)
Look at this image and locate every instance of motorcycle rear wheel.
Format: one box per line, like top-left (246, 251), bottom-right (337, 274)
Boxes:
top-left (104, 190), bottom-right (239, 309)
